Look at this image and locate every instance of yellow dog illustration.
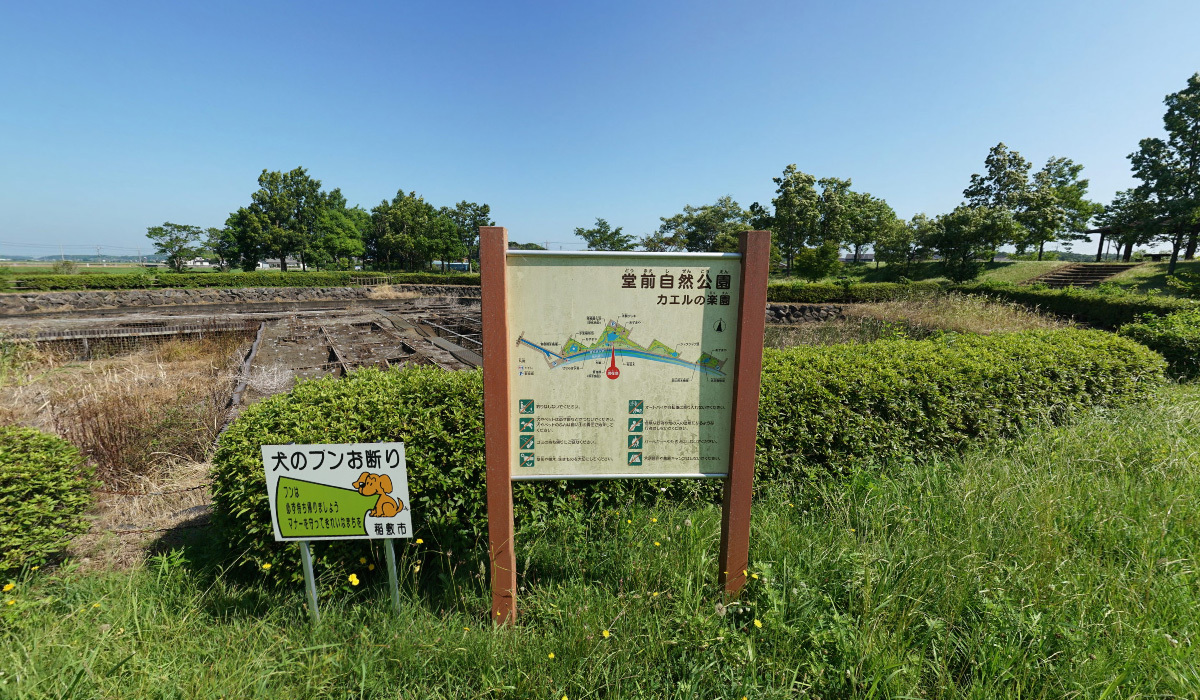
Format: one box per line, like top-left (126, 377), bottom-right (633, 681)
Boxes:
top-left (352, 472), bottom-right (402, 517)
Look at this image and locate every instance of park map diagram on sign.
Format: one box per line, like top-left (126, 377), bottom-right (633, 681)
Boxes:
top-left (506, 253), bottom-right (741, 479)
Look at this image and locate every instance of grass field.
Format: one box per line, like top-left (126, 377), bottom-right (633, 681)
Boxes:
top-left (1108, 260), bottom-right (1200, 293)
top-left (3, 383), bottom-right (1197, 698)
top-left (771, 260), bottom-right (1069, 286)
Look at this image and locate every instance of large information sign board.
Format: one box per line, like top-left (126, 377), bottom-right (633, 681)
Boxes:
top-left (507, 254), bottom-right (741, 479)
top-left (481, 227), bottom-right (771, 625)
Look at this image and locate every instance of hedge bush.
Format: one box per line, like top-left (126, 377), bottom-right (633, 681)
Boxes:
top-left (765, 280), bottom-right (944, 303)
top-left (0, 427), bottom-right (95, 575)
top-left (1119, 310), bottom-right (1200, 379)
top-left (955, 283), bottom-right (1196, 329)
top-left (14, 274), bottom-right (151, 291)
top-left (8, 271), bottom-right (481, 292)
top-left (211, 329), bottom-right (1164, 583)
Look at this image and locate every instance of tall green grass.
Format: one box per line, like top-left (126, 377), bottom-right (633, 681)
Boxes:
top-left (3, 385), bottom-right (1198, 698)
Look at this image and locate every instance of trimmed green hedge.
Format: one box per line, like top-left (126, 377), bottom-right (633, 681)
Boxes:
top-left (757, 330), bottom-right (1163, 481)
top-left (765, 280), bottom-right (944, 303)
top-left (8, 271), bottom-right (481, 291)
top-left (13, 272), bottom-right (947, 302)
top-left (13, 274), bottom-right (150, 291)
top-left (1119, 310), bottom-right (1200, 379)
top-left (955, 283), bottom-right (1196, 329)
top-left (0, 427), bottom-right (95, 575)
top-left (211, 329), bottom-right (1164, 583)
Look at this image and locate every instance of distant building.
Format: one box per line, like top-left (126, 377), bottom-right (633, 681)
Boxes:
top-left (431, 260), bottom-right (471, 272)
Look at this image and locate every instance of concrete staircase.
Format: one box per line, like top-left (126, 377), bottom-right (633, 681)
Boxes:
top-left (1023, 263), bottom-right (1142, 289)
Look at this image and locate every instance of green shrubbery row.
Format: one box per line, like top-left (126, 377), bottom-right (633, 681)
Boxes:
top-left (211, 330), bottom-right (1164, 579)
top-left (0, 427), bottom-right (95, 575)
top-left (955, 282), bottom-right (1195, 329)
top-left (765, 280), bottom-right (944, 303)
top-left (8, 271), bottom-right (482, 291)
top-left (1119, 310), bottom-right (1200, 379)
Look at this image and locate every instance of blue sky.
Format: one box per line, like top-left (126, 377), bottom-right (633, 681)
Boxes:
top-left (2, 0), bottom-right (1198, 256)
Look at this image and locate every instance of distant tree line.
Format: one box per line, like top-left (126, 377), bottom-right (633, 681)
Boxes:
top-left (147, 168), bottom-right (492, 273)
top-left (148, 74), bottom-right (1198, 282)
top-left (570, 73), bottom-right (1200, 281)
top-left (572, 148), bottom-right (1102, 283)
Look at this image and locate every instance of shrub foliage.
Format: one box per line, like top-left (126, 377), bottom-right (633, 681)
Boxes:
top-left (1119, 310), bottom-right (1200, 379)
top-left (9, 271), bottom-right (480, 291)
top-left (956, 283), bottom-right (1195, 329)
top-left (211, 330), bottom-right (1164, 581)
top-left (0, 427), bottom-right (95, 574)
top-left (766, 280), bottom-right (943, 303)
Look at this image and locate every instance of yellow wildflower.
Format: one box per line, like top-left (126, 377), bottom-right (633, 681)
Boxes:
top-left (348, 574), bottom-right (360, 586)
top-left (754, 619), bottom-right (763, 628)
top-left (601, 629), bottom-right (611, 638)
top-left (2, 583), bottom-right (13, 592)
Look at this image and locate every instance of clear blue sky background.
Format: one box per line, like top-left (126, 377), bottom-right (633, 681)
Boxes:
top-left (2, 0), bottom-right (1198, 256)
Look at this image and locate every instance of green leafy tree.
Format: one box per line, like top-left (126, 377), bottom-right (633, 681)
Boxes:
top-left (204, 226), bottom-right (239, 271)
top-left (1128, 73), bottom-right (1200, 273)
top-left (1096, 189), bottom-right (1160, 261)
top-left (875, 213), bottom-right (934, 277)
top-left (792, 241), bottom-right (841, 281)
top-left (843, 191), bottom-right (900, 263)
top-left (817, 177), bottom-right (853, 247)
top-left (312, 193), bottom-right (368, 270)
top-left (446, 201), bottom-right (493, 263)
top-left (145, 222), bottom-right (203, 273)
top-left (768, 165), bottom-right (821, 275)
top-left (368, 190), bottom-right (441, 271)
top-left (963, 143), bottom-right (1031, 257)
top-left (929, 206), bottom-right (1020, 282)
top-left (649, 196), bottom-right (749, 252)
top-left (1014, 177), bottom-right (1067, 259)
top-left (1014, 157), bottom-right (1101, 259)
top-left (225, 206), bottom-right (265, 271)
top-left (964, 142), bottom-right (1032, 211)
top-left (222, 167), bottom-right (330, 272)
top-left (574, 218), bottom-right (636, 251)
top-left (427, 213), bottom-right (466, 271)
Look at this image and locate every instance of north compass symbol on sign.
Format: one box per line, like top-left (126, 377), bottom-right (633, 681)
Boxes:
top-left (713, 318), bottom-right (726, 333)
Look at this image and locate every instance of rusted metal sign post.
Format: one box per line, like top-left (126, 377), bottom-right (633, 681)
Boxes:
top-left (480, 227), bottom-right (770, 624)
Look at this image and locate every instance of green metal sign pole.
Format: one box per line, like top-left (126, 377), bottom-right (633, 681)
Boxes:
top-left (384, 538), bottom-right (401, 615)
top-left (299, 541), bottom-right (320, 625)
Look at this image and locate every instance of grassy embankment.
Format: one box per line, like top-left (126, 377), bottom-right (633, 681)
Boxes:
top-left (3, 383), bottom-right (1197, 698)
top-left (771, 260), bottom-right (1069, 286)
top-left (1107, 260), bottom-right (1200, 293)
top-left (764, 292), bottom-right (1068, 347)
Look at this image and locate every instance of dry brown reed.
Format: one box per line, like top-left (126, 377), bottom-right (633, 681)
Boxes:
top-left (764, 292), bottom-right (1067, 350)
top-left (1, 336), bottom-right (244, 490)
top-left (846, 292), bottom-right (1067, 335)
